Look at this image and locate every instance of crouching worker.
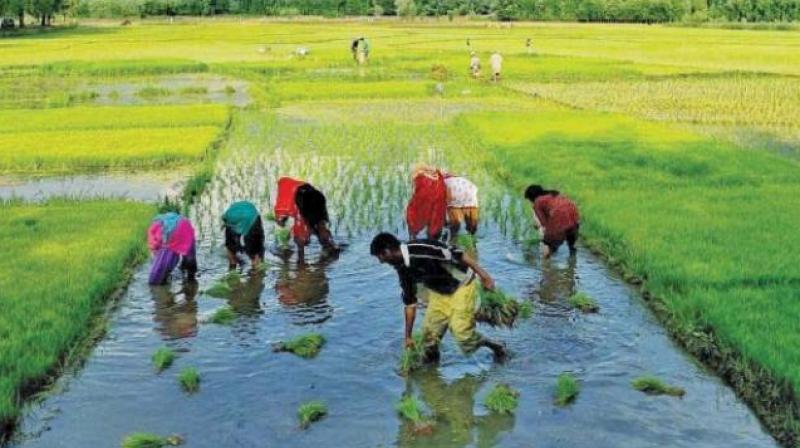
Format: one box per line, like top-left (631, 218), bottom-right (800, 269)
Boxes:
top-left (222, 200), bottom-right (265, 271)
top-left (445, 174), bottom-right (479, 236)
top-left (274, 177), bottom-right (338, 261)
top-left (524, 184), bottom-right (580, 259)
top-left (148, 211), bottom-right (197, 285)
top-left (370, 233), bottom-right (507, 363)
top-left (407, 165), bottom-right (447, 240)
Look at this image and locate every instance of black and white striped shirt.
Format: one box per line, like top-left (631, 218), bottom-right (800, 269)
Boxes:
top-left (395, 240), bottom-right (474, 305)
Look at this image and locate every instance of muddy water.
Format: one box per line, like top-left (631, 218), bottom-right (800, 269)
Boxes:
top-left (9, 113), bottom-right (777, 448)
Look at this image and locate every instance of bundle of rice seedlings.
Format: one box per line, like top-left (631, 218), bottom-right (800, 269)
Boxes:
top-left (554, 372), bottom-right (580, 406)
top-left (568, 292), bottom-right (599, 313)
top-left (178, 367), bottom-right (200, 394)
top-left (121, 432), bottom-right (183, 448)
top-left (475, 288), bottom-right (532, 328)
top-left (632, 376), bottom-right (686, 397)
top-left (454, 233), bottom-right (476, 251)
top-left (297, 401), bottom-right (327, 429)
top-left (208, 306), bottom-right (236, 325)
top-left (483, 383), bottom-right (520, 414)
top-left (151, 347), bottom-right (175, 373)
top-left (396, 395), bottom-right (434, 434)
top-left (273, 333), bottom-right (325, 358)
top-left (275, 226), bottom-right (291, 249)
top-left (398, 333), bottom-right (425, 375)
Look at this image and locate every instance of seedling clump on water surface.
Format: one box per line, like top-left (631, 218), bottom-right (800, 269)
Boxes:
top-left (208, 306), bottom-right (236, 325)
top-left (396, 395), bottom-right (434, 435)
top-left (398, 333), bottom-right (425, 375)
top-left (178, 367), bottom-right (201, 394)
top-left (121, 432), bottom-right (183, 448)
top-left (483, 383), bottom-right (520, 414)
top-left (273, 333), bottom-right (326, 358)
top-left (554, 372), bottom-right (580, 406)
top-left (632, 376), bottom-right (686, 397)
top-left (151, 347), bottom-right (175, 373)
top-left (568, 292), bottom-right (599, 313)
top-left (297, 401), bottom-right (327, 428)
top-left (475, 287), bottom-right (533, 328)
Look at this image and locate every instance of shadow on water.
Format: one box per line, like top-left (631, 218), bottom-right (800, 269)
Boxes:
top-left (275, 255), bottom-right (335, 325)
top-left (150, 282), bottom-right (199, 340)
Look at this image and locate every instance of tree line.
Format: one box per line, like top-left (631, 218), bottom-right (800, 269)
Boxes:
top-left (1, 0), bottom-right (798, 29)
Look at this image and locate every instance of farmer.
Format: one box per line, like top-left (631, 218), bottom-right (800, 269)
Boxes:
top-left (445, 174), bottom-right (479, 236)
top-left (370, 232), bottom-right (507, 363)
top-left (406, 164), bottom-right (447, 240)
top-left (524, 184), bottom-right (580, 259)
top-left (222, 200), bottom-right (265, 271)
top-left (469, 51), bottom-right (481, 78)
top-left (147, 209), bottom-right (197, 285)
top-left (274, 176), bottom-right (338, 260)
top-left (489, 52), bottom-right (503, 82)
top-left (351, 37), bottom-right (369, 64)
top-left (526, 37), bottom-right (533, 54)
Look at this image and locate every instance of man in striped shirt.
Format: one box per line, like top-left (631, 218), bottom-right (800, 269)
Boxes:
top-left (370, 233), bottom-right (507, 363)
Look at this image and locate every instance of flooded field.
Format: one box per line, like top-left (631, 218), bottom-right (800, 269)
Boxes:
top-left (8, 103), bottom-right (778, 448)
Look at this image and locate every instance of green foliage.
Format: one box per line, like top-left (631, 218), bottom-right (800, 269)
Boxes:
top-left (483, 383), bottom-right (520, 414)
top-left (476, 287), bottom-right (531, 328)
top-left (151, 347), bottom-right (175, 373)
top-left (178, 367), bottom-right (201, 394)
top-left (208, 306), bottom-right (236, 325)
top-left (297, 401), bottom-right (327, 428)
top-left (568, 292), bottom-right (599, 313)
top-left (205, 281), bottom-right (232, 298)
top-left (273, 333), bottom-right (326, 358)
top-left (396, 395), bottom-right (427, 423)
top-left (632, 375), bottom-right (686, 397)
top-left (554, 373), bottom-right (580, 406)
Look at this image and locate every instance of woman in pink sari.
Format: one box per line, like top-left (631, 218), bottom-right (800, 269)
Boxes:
top-left (147, 211), bottom-right (197, 285)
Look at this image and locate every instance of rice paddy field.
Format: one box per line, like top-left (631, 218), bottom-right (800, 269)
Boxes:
top-left (0, 18), bottom-right (798, 447)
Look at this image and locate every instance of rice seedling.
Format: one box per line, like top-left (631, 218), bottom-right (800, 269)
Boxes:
top-left (121, 432), bottom-right (184, 447)
top-left (178, 86), bottom-right (208, 95)
top-left (554, 373), bottom-right (580, 407)
top-left (274, 226), bottom-right (291, 249)
top-left (137, 86), bottom-right (172, 98)
top-left (568, 292), bottom-right (599, 313)
top-left (151, 347), bottom-right (175, 373)
top-left (178, 367), bottom-right (201, 394)
top-left (396, 395), bottom-right (434, 434)
top-left (208, 306), bottom-right (236, 326)
top-left (224, 85), bottom-right (237, 95)
top-left (483, 384), bottom-right (520, 414)
top-left (632, 376), bottom-right (686, 397)
top-left (297, 401), bottom-right (327, 429)
top-left (475, 287), bottom-right (529, 328)
top-left (273, 333), bottom-right (326, 358)
top-left (454, 233), bottom-right (476, 251)
top-left (398, 333), bottom-right (426, 375)
top-left (205, 281), bottom-right (232, 299)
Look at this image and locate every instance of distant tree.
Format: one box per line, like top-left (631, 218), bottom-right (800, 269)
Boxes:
top-left (493, 0), bottom-right (518, 19)
top-left (395, 0), bottom-right (416, 16)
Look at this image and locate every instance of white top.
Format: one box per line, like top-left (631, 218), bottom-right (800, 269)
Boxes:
top-left (445, 176), bottom-right (479, 208)
top-left (490, 53), bottom-right (503, 73)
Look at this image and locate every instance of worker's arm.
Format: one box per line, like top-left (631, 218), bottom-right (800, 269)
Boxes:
top-left (404, 305), bottom-right (416, 348)
top-left (461, 252), bottom-right (495, 291)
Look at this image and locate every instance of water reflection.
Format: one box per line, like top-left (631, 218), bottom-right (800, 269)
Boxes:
top-left (275, 256), bottom-right (336, 325)
top-left (535, 256), bottom-right (578, 303)
top-left (228, 272), bottom-right (266, 317)
top-left (150, 282), bottom-right (199, 340)
top-left (398, 369), bottom-right (514, 448)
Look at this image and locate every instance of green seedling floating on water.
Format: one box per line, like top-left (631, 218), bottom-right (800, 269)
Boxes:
top-left (121, 432), bottom-right (183, 448)
top-left (483, 383), bottom-right (520, 414)
top-left (178, 367), bottom-right (201, 394)
top-left (297, 401), bottom-right (327, 429)
top-left (273, 333), bottom-right (326, 358)
top-left (151, 347), bottom-right (175, 373)
top-left (475, 287), bottom-right (533, 328)
top-left (568, 292), bottom-right (599, 313)
top-left (208, 306), bottom-right (236, 325)
top-left (396, 395), bottom-right (434, 435)
top-left (398, 333), bottom-right (425, 375)
top-left (554, 372), bottom-right (580, 407)
top-left (632, 376), bottom-right (686, 397)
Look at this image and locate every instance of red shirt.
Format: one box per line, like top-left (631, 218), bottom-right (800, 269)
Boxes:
top-left (274, 176), bottom-right (311, 242)
top-left (534, 195), bottom-right (580, 242)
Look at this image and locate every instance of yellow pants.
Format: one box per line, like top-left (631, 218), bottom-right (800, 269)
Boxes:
top-left (422, 281), bottom-right (484, 354)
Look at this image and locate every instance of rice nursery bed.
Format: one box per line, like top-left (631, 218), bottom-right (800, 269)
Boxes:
top-left (6, 100), bottom-right (778, 448)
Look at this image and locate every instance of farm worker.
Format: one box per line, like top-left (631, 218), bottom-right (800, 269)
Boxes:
top-left (406, 164), bottom-right (447, 240)
top-left (222, 200), bottom-right (265, 271)
top-left (524, 184), bottom-right (580, 259)
top-left (469, 52), bottom-right (481, 78)
top-left (274, 176), bottom-right (339, 260)
top-left (148, 211), bottom-right (197, 285)
top-left (352, 37), bottom-right (370, 64)
top-left (489, 52), bottom-right (503, 82)
top-left (351, 38), bottom-right (359, 61)
top-left (445, 174), bottom-right (479, 236)
top-left (370, 232), bottom-right (507, 362)
top-left (526, 37), bottom-right (533, 54)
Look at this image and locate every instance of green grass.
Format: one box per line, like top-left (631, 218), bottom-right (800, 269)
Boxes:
top-left (0, 200), bottom-right (153, 430)
top-left (273, 333), bottom-right (326, 358)
top-left (208, 306), bottom-right (236, 326)
top-left (554, 373), bottom-right (580, 407)
top-left (483, 383), bottom-right (520, 414)
top-left (632, 375), bottom-right (686, 397)
top-left (151, 347), bottom-right (175, 373)
top-left (297, 401), bottom-right (327, 429)
top-left (567, 292), bottom-right (599, 313)
top-left (178, 367), bottom-right (201, 394)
